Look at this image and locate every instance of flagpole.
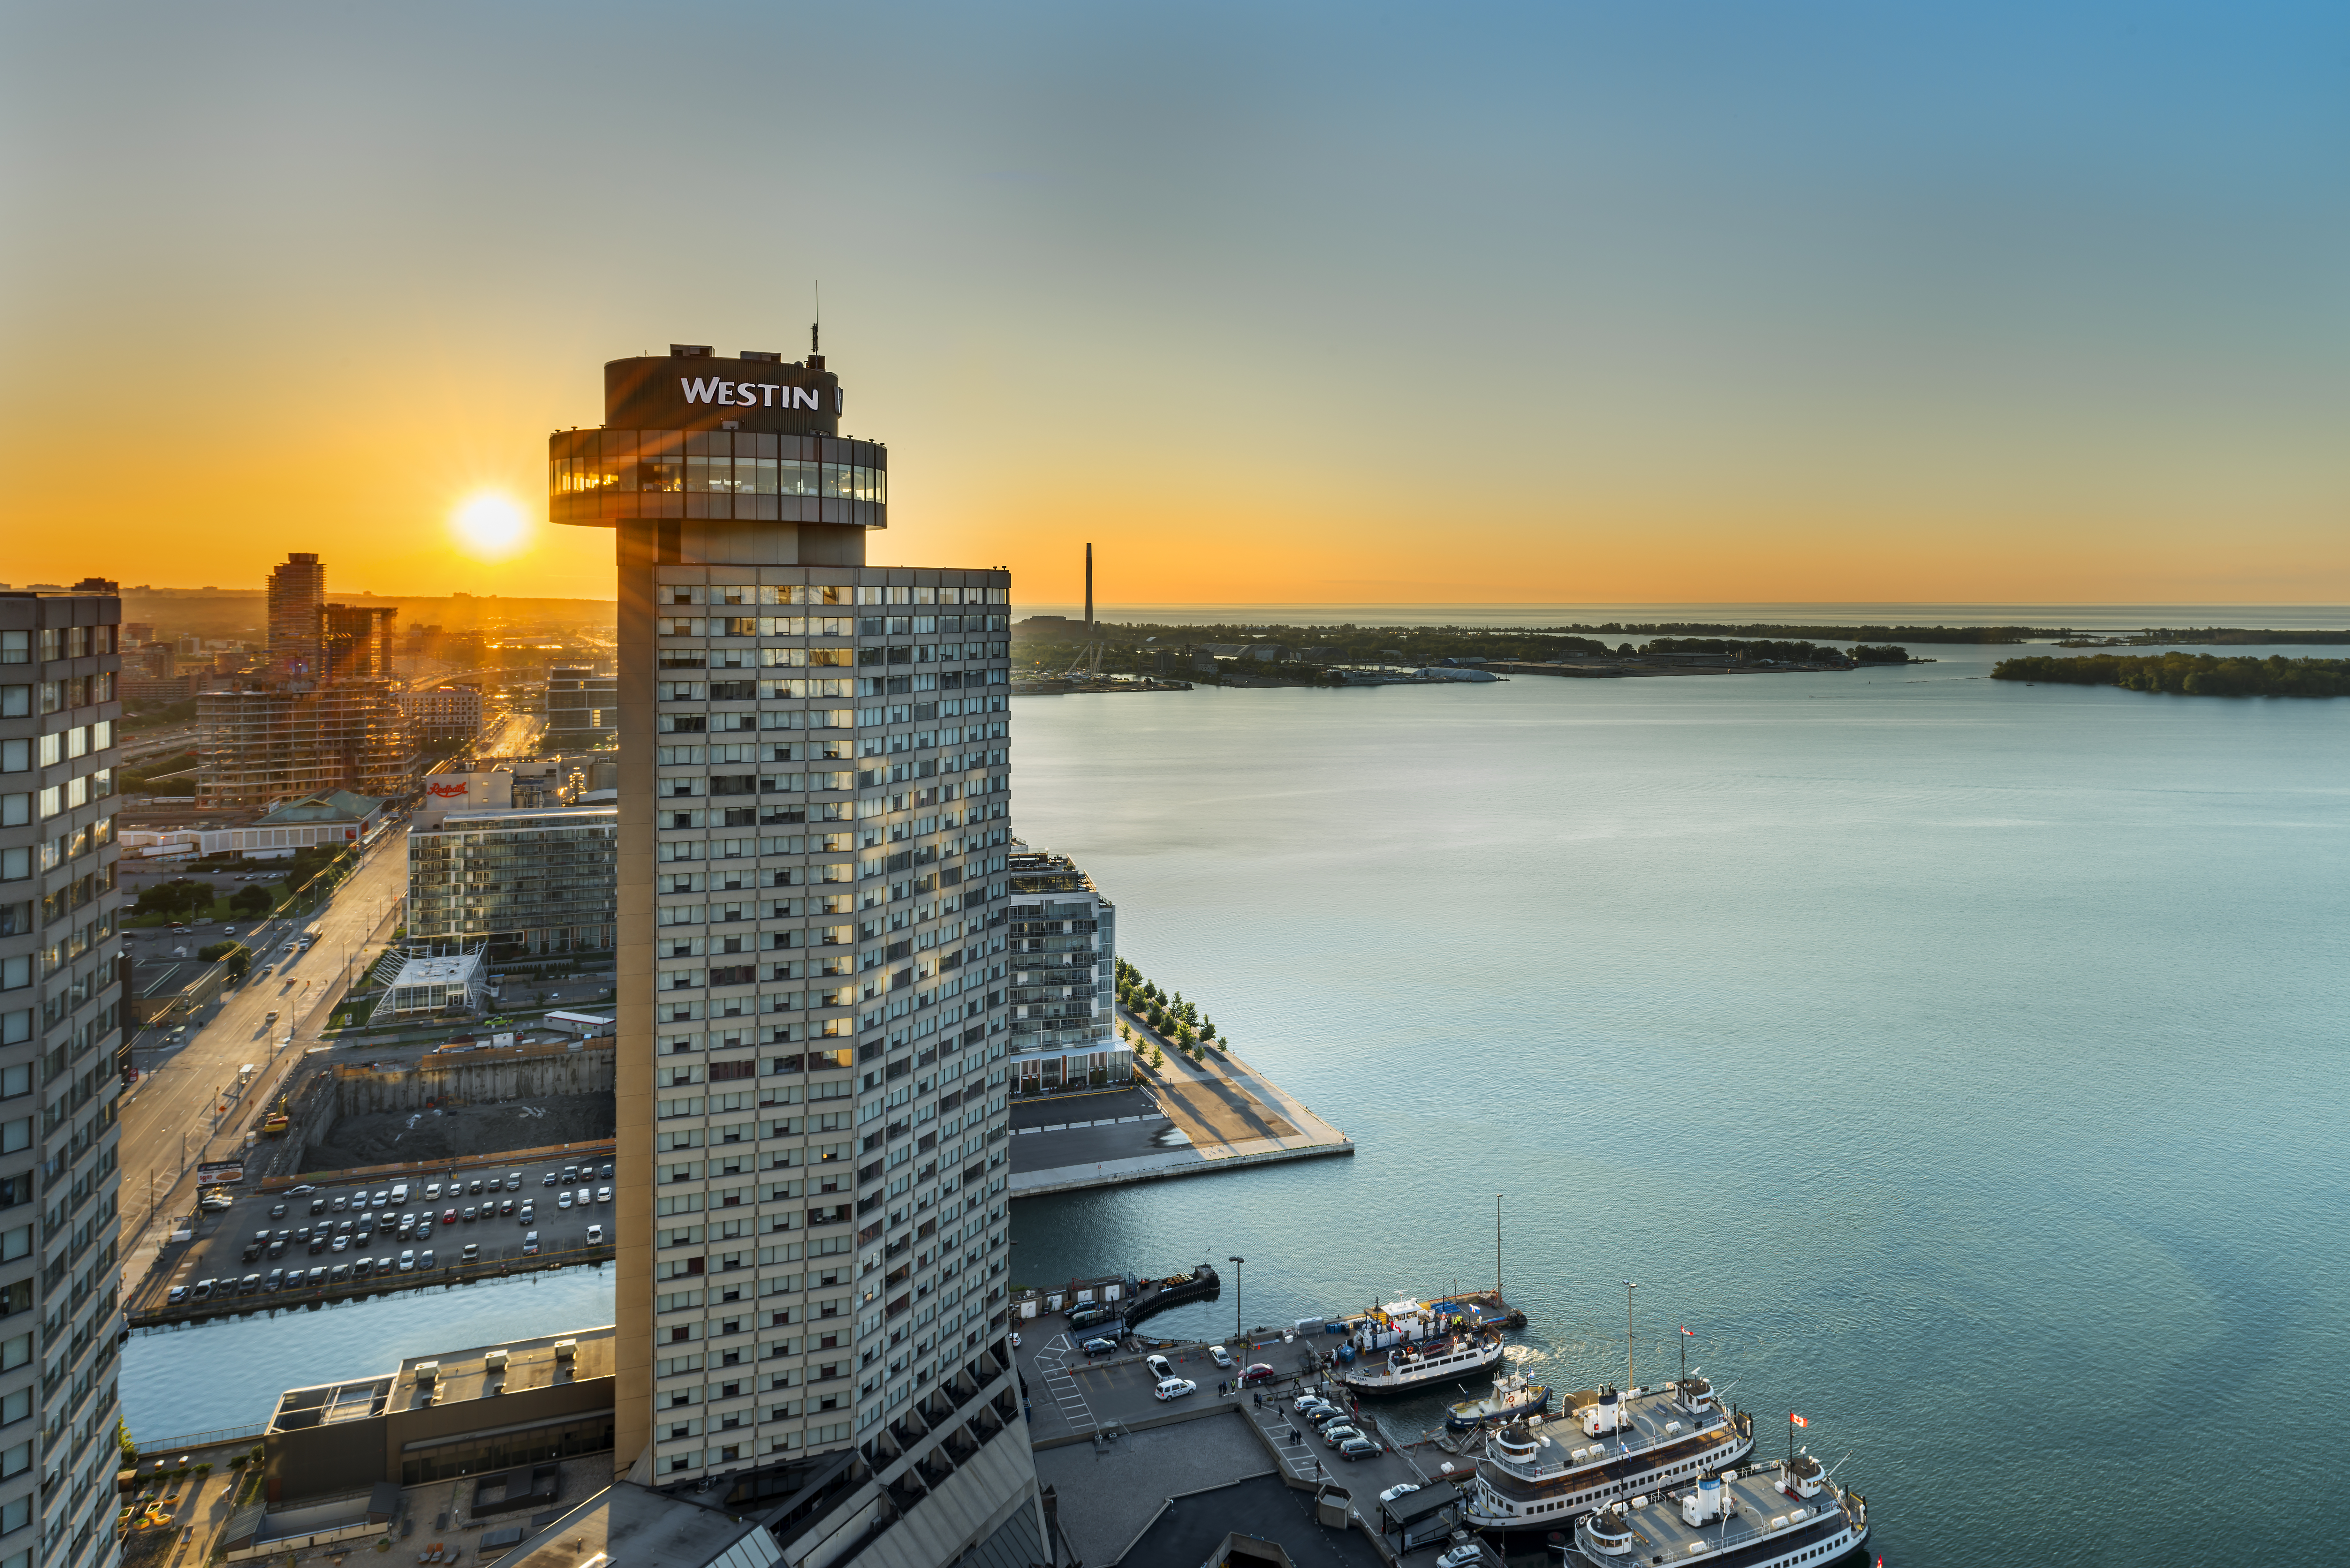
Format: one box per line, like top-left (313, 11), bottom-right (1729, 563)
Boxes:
top-left (1624, 1281), bottom-right (1636, 1394)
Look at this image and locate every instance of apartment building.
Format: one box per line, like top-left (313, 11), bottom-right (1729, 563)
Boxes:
top-left (406, 685), bottom-right (485, 744)
top-left (0, 583), bottom-right (128, 1568)
top-left (550, 344), bottom-right (1037, 1565)
top-left (1003, 849), bottom-right (1125, 1094)
top-left (545, 667), bottom-right (618, 749)
top-left (197, 556), bottom-right (413, 810)
top-left (407, 806), bottom-right (619, 958)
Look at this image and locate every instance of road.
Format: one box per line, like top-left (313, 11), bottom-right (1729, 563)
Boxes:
top-left (475, 709), bottom-right (545, 759)
top-left (116, 825), bottom-right (412, 1270)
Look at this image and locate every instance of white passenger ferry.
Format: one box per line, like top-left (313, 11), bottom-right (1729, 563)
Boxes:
top-left (1463, 1376), bottom-right (1754, 1530)
top-left (1572, 1455), bottom-right (1868, 1568)
top-left (1334, 1329), bottom-right (1508, 1395)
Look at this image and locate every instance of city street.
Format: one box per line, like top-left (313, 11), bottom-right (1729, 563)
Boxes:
top-left (116, 825), bottom-right (411, 1266)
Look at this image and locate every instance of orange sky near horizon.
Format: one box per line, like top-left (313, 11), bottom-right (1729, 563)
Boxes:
top-left (6, 5), bottom-right (2347, 611)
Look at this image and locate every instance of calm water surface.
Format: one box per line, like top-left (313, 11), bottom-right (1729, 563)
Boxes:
top-left (125, 640), bottom-right (2349, 1565)
top-left (1009, 643), bottom-right (2347, 1567)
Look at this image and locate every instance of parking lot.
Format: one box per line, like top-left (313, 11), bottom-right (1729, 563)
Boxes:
top-left (1010, 1309), bottom-right (1446, 1539)
top-left (146, 1147), bottom-right (617, 1317)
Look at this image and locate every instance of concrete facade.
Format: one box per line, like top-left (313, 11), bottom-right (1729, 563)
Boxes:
top-left (554, 348), bottom-right (1035, 1561)
top-left (0, 583), bottom-right (128, 1568)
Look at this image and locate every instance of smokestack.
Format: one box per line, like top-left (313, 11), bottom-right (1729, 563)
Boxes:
top-left (1085, 543), bottom-right (1094, 641)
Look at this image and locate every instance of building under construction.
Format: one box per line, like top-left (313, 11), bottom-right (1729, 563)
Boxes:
top-left (198, 552), bottom-right (417, 809)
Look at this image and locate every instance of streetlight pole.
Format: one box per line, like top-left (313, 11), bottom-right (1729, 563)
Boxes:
top-left (1228, 1256), bottom-right (1244, 1348)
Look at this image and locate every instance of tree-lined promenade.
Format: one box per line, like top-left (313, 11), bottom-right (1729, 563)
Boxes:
top-left (1992, 652), bottom-right (2350, 698)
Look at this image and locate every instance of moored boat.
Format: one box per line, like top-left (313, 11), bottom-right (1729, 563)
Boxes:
top-left (1571, 1455), bottom-right (1867, 1568)
top-left (1463, 1376), bottom-right (1754, 1529)
top-left (1335, 1329), bottom-right (1508, 1396)
top-left (1447, 1370), bottom-right (1552, 1430)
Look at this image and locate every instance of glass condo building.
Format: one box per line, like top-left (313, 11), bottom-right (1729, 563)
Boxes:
top-left (406, 807), bottom-right (619, 958)
top-left (551, 346), bottom-right (1034, 1552)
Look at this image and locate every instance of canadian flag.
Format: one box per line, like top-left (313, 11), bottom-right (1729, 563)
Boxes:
top-left (1790, 1414), bottom-right (1808, 1428)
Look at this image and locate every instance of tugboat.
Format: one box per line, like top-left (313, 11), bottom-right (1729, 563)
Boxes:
top-left (1463, 1376), bottom-right (1753, 1529)
top-left (1447, 1370), bottom-right (1551, 1430)
top-left (1571, 1453), bottom-right (1868, 1568)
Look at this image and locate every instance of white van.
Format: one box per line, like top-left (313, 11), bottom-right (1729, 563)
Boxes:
top-left (389, 1182), bottom-right (409, 1205)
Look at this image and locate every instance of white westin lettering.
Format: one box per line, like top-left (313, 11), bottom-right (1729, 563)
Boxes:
top-left (682, 378), bottom-right (819, 406)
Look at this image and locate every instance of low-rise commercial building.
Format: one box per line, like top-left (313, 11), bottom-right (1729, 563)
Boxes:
top-left (407, 806), bottom-right (619, 958)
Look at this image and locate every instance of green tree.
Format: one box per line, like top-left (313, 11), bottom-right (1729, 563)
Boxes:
top-left (1200, 1015), bottom-right (1216, 1041)
top-left (199, 941), bottom-right (253, 980)
top-left (135, 879), bottom-right (216, 921)
top-left (228, 885), bottom-right (273, 917)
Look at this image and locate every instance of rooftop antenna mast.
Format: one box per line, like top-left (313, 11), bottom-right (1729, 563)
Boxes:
top-left (809, 281), bottom-right (824, 369)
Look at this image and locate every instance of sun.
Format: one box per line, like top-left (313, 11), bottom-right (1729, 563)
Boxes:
top-left (451, 492), bottom-right (529, 559)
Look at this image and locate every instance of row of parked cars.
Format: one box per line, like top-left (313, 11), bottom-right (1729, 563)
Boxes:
top-left (1292, 1391), bottom-right (1385, 1462)
top-left (173, 1243), bottom-right (485, 1301)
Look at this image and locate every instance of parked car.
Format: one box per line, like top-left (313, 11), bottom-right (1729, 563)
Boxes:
top-left (238, 1274), bottom-right (261, 1295)
top-left (1338, 1437), bottom-right (1382, 1463)
top-left (542, 1172), bottom-right (558, 1186)
top-left (507, 1172), bottom-right (523, 1190)
top-left (596, 1186), bottom-right (612, 1204)
top-left (1322, 1424), bottom-right (1363, 1447)
top-left (556, 1192), bottom-right (573, 1210)
top-left (352, 1257), bottom-right (373, 1280)
top-left (308, 1197), bottom-right (326, 1216)
top-left (462, 1205), bottom-right (477, 1222)
top-left (1243, 1363), bottom-right (1278, 1385)
top-left (585, 1225), bottom-right (603, 1245)
top-left (166, 1285), bottom-right (188, 1304)
top-left (1081, 1338), bottom-right (1119, 1357)
top-left (191, 1278), bottom-right (216, 1300)
top-left (521, 1231), bottom-right (540, 1256)
top-left (264, 1268), bottom-right (284, 1291)
top-left (1379, 1482), bottom-right (1421, 1504)
top-left (499, 1197), bottom-right (515, 1216)
top-left (419, 1249), bottom-right (436, 1269)
top-left (398, 1250), bottom-right (416, 1272)
top-left (424, 1183), bottom-right (442, 1200)
top-left (1153, 1377), bottom-right (1196, 1402)
top-left (461, 1242), bottom-right (480, 1262)
top-left (1208, 1345), bottom-right (1234, 1368)
top-left (442, 1208), bottom-right (457, 1225)
top-left (307, 1266), bottom-right (328, 1286)
top-left (574, 1187), bottom-right (591, 1207)
top-left (1146, 1354), bottom-right (1174, 1380)
top-left (1294, 1394), bottom-right (1335, 1415)
top-left (329, 1263), bottom-right (351, 1284)
top-left (268, 1202), bottom-right (286, 1219)
top-left (1435, 1545), bottom-right (1481, 1568)
top-left (599, 1163), bottom-right (613, 1180)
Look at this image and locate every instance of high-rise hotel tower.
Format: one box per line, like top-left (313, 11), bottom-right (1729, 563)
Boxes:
top-left (550, 346), bottom-right (1036, 1551)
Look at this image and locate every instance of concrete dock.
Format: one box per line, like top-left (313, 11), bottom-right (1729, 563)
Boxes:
top-left (1010, 1030), bottom-right (1352, 1197)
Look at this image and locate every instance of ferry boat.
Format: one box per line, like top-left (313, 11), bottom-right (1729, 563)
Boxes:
top-left (1448, 1370), bottom-right (1551, 1429)
top-left (1335, 1329), bottom-right (1508, 1396)
top-left (1571, 1455), bottom-right (1868, 1568)
top-left (1463, 1376), bottom-right (1754, 1530)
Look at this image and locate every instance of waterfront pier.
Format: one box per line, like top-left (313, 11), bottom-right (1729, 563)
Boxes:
top-left (1009, 1030), bottom-right (1353, 1197)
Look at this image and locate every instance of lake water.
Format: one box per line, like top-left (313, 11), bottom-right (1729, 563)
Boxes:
top-left (123, 631), bottom-right (2350, 1565)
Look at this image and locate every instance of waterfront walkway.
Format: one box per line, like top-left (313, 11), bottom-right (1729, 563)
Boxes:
top-left (1009, 1015), bottom-right (1352, 1197)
